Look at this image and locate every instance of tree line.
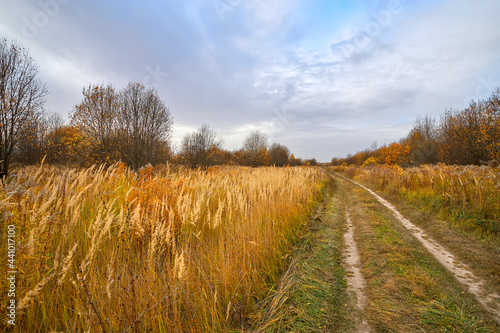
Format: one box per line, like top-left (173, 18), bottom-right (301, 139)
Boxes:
top-left (1, 38), bottom-right (315, 177)
top-left (177, 125), bottom-right (316, 168)
top-left (331, 88), bottom-right (500, 167)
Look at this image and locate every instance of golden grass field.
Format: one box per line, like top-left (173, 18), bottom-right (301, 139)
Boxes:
top-left (2, 162), bottom-right (500, 332)
top-left (0, 163), bottom-right (326, 332)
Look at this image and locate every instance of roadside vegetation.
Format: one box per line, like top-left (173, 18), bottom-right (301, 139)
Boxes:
top-left (251, 177), bottom-right (353, 332)
top-left (332, 164), bottom-right (500, 294)
top-left (332, 164), bottom-right (500, 244)
top-left (3, 32), bottom-right (500, 333)
top-left (341, 178), bottom-right (500, 332)
top-left (251, 172), bottom-right (500, 331)
top-left (0, 163), bottom-right (326, 332)
top-left (1, 37), bottom-right (317, 183)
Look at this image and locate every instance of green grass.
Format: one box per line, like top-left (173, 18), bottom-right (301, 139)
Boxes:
top-left (249, 172), bottom-right (500, 331)
top-left (335, 166), bottom-right (500, 302)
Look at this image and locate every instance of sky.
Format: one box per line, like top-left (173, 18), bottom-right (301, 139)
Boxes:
top-left (1, 0), bottom-right (500, 162)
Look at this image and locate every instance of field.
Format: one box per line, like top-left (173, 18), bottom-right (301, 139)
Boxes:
top-left (0, 163), bottom-right (325, 332)
top-left (2, 163), bottom-right (500, 332)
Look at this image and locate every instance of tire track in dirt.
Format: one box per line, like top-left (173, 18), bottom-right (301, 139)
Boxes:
top-left (344, 209), bottom-right (372, 332)
top-left (334, 173), bottom-right (500, 325)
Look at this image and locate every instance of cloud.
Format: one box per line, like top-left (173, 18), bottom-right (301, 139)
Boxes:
top-left (1, 0), bottom-right (499, 161)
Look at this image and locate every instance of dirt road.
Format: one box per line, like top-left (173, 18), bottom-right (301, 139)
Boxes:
top-left (344, 209), bottom-right (372, 332)
top-left (334, 173), bottom-right (500, 331)
top-left (252, 174), bottom-right (500, 331)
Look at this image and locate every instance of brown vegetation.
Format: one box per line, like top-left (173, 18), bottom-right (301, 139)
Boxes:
top-left (0, 163), bottom-right (325, 331)
top-left (333, 164), bottom-right (500, 241)
top-left (1, 38), bottom-right (311, 174)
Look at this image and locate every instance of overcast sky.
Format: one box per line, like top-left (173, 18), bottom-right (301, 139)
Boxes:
top-left (1, 0), bottom-right (499, 161)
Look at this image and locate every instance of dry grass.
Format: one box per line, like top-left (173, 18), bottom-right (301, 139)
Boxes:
top-left (0, 163), bottom-right (326, 332)
top-left (331, 164), bottom-right (500, 242)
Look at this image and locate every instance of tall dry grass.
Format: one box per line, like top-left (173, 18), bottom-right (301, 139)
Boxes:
top-left (332, 164), bottom-right (500, 241)
top-left (0, 163), bottom-right (326, 332)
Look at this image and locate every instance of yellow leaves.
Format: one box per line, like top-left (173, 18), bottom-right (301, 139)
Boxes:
top-left (338, 89), bottom-right (500, 166)
top-left (363, 157), bottom-right (378, 166)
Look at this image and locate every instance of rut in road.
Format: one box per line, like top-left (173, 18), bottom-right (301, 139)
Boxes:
top-left (344, 209), bottom-right (372, 333)
top-left (334, 173), bottom-right (500, 326)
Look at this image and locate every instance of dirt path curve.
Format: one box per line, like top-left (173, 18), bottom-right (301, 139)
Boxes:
top-left (344, 209), bottom-right (372, 332)
top-left (333, 173), bottom-right (500, 326)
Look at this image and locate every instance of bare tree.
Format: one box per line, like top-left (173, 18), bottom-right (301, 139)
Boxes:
top-left (181, 123), bottom-right (223, 168)
top-left (46, 112), bottom-right (64, 133)
top-left (242, 130), bottom-right (269, 166)
top-left (13, 109), bottom-right (47, 164)
top-left (118, 83), bottom-right (173, 169)
top-left (0, 38), bottom-right (48, 177)
top-left (269, 143), bottom-right (290, 166)
top-left (407, 115), bottom-right (439, 165)
top-left (243, 131), bottom-right (268, 152)
top-left (70, 83), bottom-right (118, 163)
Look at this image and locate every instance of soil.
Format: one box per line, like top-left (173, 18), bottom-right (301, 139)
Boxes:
top-left (344, 209), bottom-right (372, 332)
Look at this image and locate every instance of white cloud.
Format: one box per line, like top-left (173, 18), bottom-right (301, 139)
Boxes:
top-left (1, 0), bottom-right (499, 161)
